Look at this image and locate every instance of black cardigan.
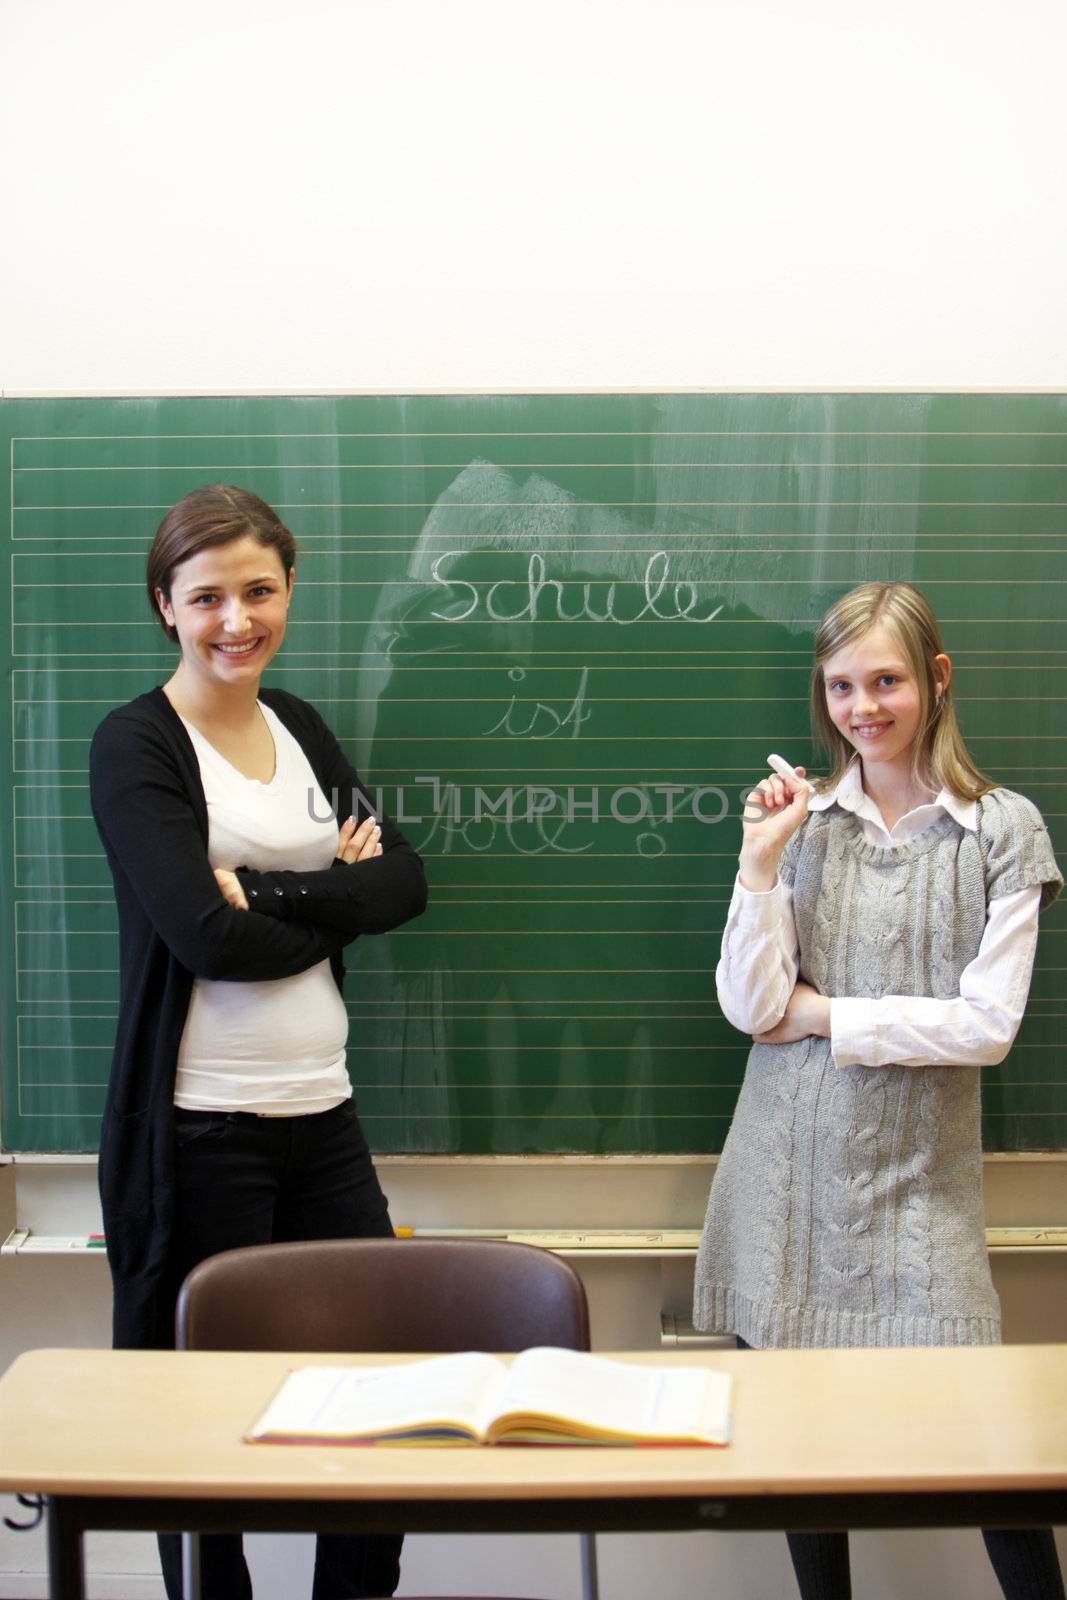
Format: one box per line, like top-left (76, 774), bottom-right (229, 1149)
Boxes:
top-left (89, 687), bottom-right (428, 1348)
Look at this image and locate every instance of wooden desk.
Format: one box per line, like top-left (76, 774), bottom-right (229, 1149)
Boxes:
top-left (0, 1346), bottom-right (1064, 1600)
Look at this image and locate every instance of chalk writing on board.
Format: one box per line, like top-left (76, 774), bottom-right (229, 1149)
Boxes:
top-left (412, 784), bottom-right (593, 857)
top-left (430, 551), bottom-right (725, 626)
top-left (381, 779), bottom-right (735, 860)
top-left (479, 667), bottom-right (591, 740)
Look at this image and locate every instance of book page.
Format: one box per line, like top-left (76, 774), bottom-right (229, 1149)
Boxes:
top-left (490, 1348), bottom-right (731, 1444)
top-left (247, 1352), bottom-right (507, 1442)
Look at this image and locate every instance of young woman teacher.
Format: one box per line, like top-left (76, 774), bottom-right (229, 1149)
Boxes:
top-left (91, 485), bottom-right (427, 1600)
top-left (695, 581), bottom-right (1064, 1600)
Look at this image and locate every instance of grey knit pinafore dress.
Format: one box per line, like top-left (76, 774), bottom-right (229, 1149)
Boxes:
top-left (694, 788), bottom-right (1062, 1350)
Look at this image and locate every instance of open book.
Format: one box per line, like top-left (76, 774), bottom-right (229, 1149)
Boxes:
top-left (247, 1347), bottom-right (732, 1447)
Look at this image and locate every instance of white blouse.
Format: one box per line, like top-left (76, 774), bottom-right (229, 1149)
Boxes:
top-left (716, 761), bottom-right (1041, 1068)
top-left (174, 703), bottom-right (352, 1114)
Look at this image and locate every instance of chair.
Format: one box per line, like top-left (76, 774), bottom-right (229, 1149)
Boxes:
top-left (176, 1237), bottom-right (599, 1600)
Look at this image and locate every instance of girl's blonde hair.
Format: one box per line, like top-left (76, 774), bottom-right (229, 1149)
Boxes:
top-left (810, 581), bottom-right (994, 801)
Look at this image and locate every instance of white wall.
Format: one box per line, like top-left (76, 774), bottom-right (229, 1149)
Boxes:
top-left (2, 0), bottom-right (1066, 394)
top-left (1, 2), bottom-right (1064, 1596)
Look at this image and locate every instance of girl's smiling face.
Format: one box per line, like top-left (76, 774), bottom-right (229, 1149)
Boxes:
top-left (156, 535), bottom-right (293, 689)
top-left (822, 623), bottom-right (946, 775)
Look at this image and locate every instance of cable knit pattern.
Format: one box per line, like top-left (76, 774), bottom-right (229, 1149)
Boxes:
top-left (821, 1066), bottom-right (887, 1313)
top-left (894, 1067), bottom-right (942, 1322)
top-left (849, 835), bottom-right (910, 997)
top-left (928, 836), bottom-right (960, 1000)
top-left (694, 786), bottom-right (1062, 1349)
top-left (753, 1040), bottom-right (805, 1293)
top-left (791, 813), bottom-right (839, 995)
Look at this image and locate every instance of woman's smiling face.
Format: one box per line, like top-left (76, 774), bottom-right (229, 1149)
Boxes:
top-left (821, 622), bottom-right (928, 774)
top-left (156, 535), bottom-right (293, 688)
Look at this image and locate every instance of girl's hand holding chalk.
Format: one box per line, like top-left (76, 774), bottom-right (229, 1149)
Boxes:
top-left (766, 753), bottom-right (804, 785)
top-left (738, 754), bottom-right (811, 888)
top-left (756, 754), bottom-right (811, 817)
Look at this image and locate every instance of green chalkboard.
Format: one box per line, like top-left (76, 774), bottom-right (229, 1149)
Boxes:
top-left (1, 394), bottom-right (1064, 1154)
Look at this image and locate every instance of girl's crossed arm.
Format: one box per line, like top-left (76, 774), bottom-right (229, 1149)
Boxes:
top-left (827, 886), bottom-right (1041, 1069)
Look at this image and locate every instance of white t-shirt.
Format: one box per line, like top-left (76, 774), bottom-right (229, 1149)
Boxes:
top-left (174, 702), bottom-right (352, 1114)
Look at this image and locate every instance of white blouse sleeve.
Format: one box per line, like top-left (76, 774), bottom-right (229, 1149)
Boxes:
top-left (831, 886), bottom-right (1042, 1068)
top-left (715, 873), bottom-right (800, 1035)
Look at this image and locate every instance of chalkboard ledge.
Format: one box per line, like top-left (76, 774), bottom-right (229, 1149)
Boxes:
top-left (3, 1151), bottom-right (1067, 1165)
top-left (4, 1224), bottom-right (1064, 1258)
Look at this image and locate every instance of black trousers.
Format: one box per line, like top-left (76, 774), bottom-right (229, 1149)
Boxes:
top-left (735, 1338), bottom-right (1064, 1600)
top-left (156, 1100), bottom-right (403, 1600)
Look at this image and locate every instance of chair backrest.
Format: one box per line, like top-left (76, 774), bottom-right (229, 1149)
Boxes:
top-left (176, 1237), bottom-right (590, 1354)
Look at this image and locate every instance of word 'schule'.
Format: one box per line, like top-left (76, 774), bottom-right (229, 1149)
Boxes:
top-left (429, 551), bottom-right (725, 626)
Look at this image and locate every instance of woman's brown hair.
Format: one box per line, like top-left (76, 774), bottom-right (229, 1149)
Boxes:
top-left (810, 581), bottom-right (994, 802)
top-left (146, 484), bottom-right (297, 642)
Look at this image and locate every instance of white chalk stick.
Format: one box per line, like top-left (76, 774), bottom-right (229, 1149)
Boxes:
top-left (766, 752), bottom-right (804, 784)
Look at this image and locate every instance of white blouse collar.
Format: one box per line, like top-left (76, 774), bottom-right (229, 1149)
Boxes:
top-left (807, 758), bottom-right (978, 835)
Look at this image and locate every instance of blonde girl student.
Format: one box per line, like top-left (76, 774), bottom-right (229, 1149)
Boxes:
top-left (695, 581), bottom-right (1064, 1600)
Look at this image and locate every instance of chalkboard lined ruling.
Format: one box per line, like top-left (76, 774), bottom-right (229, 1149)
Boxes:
top-left (2, 393), bottom-right (1064, 1155)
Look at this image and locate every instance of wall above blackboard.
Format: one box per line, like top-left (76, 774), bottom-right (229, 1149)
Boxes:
top-left (2, 393), bottom-right (1063, 1153)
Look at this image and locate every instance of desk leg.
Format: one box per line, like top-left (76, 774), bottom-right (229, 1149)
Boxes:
top-left (45, 1498), bottom-right (84, 1600)
top-left (580, 1530), bottom-right (600, 1600)
top-left (182, 1529), bottom-right (202, 1600)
